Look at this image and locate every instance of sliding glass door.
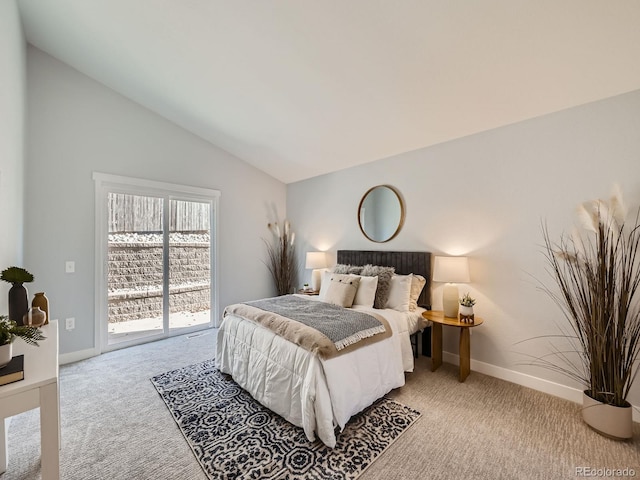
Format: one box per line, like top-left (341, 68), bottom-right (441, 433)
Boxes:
top-left (95, 174), bottom-right (219, 352)
top-left (168, 199), bottom-right (212, 332)
top-left (107, 192), bottom-right (165, 345)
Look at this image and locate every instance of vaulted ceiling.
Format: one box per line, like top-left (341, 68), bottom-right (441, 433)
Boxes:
top-left (17, 1), bottom-right (640, 183)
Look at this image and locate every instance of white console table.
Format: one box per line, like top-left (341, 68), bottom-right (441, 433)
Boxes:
top-left (0, 320), bottom-right (59, 479)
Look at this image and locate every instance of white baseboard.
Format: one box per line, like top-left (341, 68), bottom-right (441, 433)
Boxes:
top-left (442, 351), bottom-right (640, 422)
top-left (59, 347), bottom-right (99, 365)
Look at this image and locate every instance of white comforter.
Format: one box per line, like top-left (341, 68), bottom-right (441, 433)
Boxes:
top-left (215, 295), bottom-right (422, 447)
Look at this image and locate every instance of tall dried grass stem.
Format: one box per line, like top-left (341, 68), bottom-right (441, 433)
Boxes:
top-left (263, 221), bottom-right (297, 296)
top-left (538, 195), bottom-right (640, 407)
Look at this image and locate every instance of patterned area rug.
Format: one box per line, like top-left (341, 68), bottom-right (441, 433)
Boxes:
top-left (151, 360), bottom-right (421, 480)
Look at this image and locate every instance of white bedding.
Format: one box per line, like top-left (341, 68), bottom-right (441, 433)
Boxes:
top-left (215, 295), bottom-right (423, 447)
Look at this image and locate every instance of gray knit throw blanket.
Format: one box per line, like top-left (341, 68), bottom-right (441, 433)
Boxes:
top-left (245, 295), bottom-right (386, 351)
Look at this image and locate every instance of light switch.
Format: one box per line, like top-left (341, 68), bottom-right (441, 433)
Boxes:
top-left (65, 261), bottom-right (75, 273)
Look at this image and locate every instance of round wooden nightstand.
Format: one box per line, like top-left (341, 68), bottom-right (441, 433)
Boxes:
top-left (422, 310), bottom-right (484, 382)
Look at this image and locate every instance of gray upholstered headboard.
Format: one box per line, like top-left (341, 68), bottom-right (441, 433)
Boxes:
top-left (336, 250), bottom-right (431, 309)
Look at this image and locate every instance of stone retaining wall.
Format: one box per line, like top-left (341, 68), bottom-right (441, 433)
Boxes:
top-left (108, 234), bottom-right (210, 323)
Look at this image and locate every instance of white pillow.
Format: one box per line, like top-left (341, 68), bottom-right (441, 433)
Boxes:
top-left (409, 274), bottom-right (427, 311)
top-left (385, 274), bottom-right (413, 312)
top-left (352, 275), bottom-right (379, 308)
top-left (318, 270), bottom-right (333, 299)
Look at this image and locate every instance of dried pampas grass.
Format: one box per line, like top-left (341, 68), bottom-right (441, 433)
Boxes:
top-left (264, 220), bottom-right (297, 296)
top-left (535, 185), bottom-right (640, 407)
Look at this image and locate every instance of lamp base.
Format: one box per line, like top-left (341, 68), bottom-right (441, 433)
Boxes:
top-left (311, 269), bottom-right (322, 292)
top-left (442, 283), bottom-right (459, 318)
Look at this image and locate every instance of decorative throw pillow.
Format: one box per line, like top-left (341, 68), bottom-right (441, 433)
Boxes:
top-left (386, 274), bottom-right (413, 312)
top-left (332, 264), bottom-right (364, 275)
top-left (360, 264), bottom-right (395, 309)
top-left (352, 275), bottom-right (379, 308)
top-left (409, 274), bottom-right (427, 311)
top-left (322, 274), bottom-right (361, 307)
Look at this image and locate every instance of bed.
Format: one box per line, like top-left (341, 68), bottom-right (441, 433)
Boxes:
top-left (216, 250), bottom-right (431, 447)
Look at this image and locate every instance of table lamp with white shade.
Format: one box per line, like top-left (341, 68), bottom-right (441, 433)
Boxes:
top-left (433, 256), bottom-right (470, 318)
top-left (305, 252), bottom-right (328, 292)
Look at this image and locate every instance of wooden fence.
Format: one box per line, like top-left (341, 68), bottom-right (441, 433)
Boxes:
top-left (108, 193), bottom-right (210, 233)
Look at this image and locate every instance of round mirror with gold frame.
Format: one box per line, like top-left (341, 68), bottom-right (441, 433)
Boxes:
top-left (357, 185), bottom-right (405, 243)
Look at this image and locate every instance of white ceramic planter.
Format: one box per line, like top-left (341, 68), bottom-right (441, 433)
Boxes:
top-left (459, 305), bottom-right (474, 317)
top-left (0, 342), bottom-right (12, 368)
top-left (582, 391), bottom-right (633, 440)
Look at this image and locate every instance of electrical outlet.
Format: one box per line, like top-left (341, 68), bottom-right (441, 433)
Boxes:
top-left (65, 317), bottom-right (75, 330)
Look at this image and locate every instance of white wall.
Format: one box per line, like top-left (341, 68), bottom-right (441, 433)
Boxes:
top-left (0, 0), bottom-right (26, 314)
top-left (25, 47), bottom-right (286, 356)
top-left (287, 90), bottom-right (640, 411)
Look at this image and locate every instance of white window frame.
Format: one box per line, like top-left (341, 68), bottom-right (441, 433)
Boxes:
top-left (93, 172), bottom-right (220, 353)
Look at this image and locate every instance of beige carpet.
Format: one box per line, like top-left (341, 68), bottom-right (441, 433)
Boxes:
top-left (374, 356), bottom-right (640, 479)
top-left (3, 331), bottom-right (639, 479)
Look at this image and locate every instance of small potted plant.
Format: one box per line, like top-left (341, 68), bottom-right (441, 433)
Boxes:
top-left (459, 293), bottom-right (476, 322)
top-left (0, 315), bottom-right (46, 367)
top-left (1, 267), bottom-right (35, 326)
